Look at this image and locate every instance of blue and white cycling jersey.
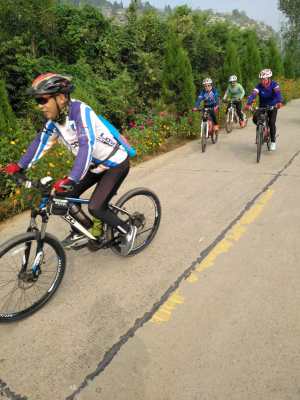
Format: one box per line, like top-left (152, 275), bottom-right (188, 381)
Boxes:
top-left (19, 100), bottom-right (128, 183)
top-left (247, 81), bottom-right (283, 107)
top-left (195, 88), bottom-right (219, 108)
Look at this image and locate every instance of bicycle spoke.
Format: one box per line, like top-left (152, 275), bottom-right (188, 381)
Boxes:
top-left (0, 235), bottom-right (65, 321)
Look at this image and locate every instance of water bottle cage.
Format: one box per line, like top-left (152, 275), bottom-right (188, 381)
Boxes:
top-left (50, 198), bottom-right (69, 215)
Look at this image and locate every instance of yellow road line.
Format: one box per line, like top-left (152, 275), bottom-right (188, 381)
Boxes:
top-left (151, 189), bottom-right (274, 324)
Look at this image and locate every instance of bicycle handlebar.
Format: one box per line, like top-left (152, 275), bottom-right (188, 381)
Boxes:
top-left (255, 105), bottom-right (276, 112)
top-left (7, 173), bottom-right (54, 193)
top-left (247, 105), bottom-right (276, 113)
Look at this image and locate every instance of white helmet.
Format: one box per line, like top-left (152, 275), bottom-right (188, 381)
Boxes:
top-left (229, 75), bottom-right (237, 83)
top-left (203, 77), bottom-right (213, 86)
top-left (259, 69), bottom-right (272, 79)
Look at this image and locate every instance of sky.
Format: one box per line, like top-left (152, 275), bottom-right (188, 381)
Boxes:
top-left (123, 0), bottom-right (284, 31)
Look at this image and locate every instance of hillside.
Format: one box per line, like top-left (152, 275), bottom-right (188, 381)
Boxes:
top-left (64, 0), bottom-right (276, 38)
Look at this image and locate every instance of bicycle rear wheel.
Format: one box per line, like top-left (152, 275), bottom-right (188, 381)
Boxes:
top-left (109, 188), bottom-right (161, 256)
top-left (201, 122), bottom-right (207, 152)
top-left (256, 126), bottom-right (263, 163)
top-left (211, 129), bottom-right (218, 144)
top-left (0, 232), bottom-right (65, 322)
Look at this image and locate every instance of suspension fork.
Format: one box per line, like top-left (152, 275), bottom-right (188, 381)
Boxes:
top-left (21, 209), bottom-right (48, 276)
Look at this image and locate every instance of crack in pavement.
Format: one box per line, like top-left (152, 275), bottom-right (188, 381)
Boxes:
top-left (65, 148), bottom-right (300, 399)
top-left (1, 149), bottom-right (299, 400)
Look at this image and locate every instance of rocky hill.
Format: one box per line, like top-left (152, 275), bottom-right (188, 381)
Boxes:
top-left (64, 0), bottom-right (276, 38)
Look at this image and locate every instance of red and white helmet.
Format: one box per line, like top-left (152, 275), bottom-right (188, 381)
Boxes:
top-left (259, 69), bottom-right (272, 79)
top-left (28, 73), bottom-right (74, 96)
top-left (229, 75), bottom-right (238, 83)
top-left (202, 77), bottom-right (213, 86)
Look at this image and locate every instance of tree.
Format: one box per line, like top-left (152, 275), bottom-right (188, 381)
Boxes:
top-left (0, 0), bottom-right (57, 57)
top-left (240, 31), bottom-right (262, 92)
top-left (0, 79), bottom-right (16, 134)
top-left (279, 0), bottom-right (300, 77)
top-left (279, 0), bottom-right (300, 33)
top-left (265, 37), bottom-right (284, 77)
top-left (223, 38), bottom-right (242, 89)
top-left (283, 40), bottom-right (298, 78)
top-left (162, 32), bottom-right (195, 113)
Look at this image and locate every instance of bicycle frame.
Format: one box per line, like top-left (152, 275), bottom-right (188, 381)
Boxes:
top-left (200, 107), bottom-right (213, 138)
top-left (254, 106), bottom-right (274, 162)
top-left (227, 101), bottom-right (237, 123)
top-left (7, 173), bottom-right (150, 276)
top-left (30, 195), bottom-right (131, 246)
top-left (256, 106), bottom-right (274, 140)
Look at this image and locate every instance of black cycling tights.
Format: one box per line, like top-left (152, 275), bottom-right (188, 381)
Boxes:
top-left (253, 108), bottom-right (278, 142)
top-left (66, 158), bottom-right (130, 234)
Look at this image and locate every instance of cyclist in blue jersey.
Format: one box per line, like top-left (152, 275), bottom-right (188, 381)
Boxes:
top-left (193, 78), bottom-right (220, 131)
top-left (3, 73), bottom-right (137, 254)
top-left (245, 69), bottom-right (283, 151)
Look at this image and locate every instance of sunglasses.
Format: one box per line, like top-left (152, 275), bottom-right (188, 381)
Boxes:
top-left (35, 96), bottom-right (52, 105)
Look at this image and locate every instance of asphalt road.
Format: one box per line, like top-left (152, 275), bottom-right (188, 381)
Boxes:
top-left (1, 99), bottom-right (300, 400)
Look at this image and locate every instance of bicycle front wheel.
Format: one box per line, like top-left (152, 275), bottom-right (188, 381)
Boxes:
top-left (225, 110), bottom-right (233, 133)
top-left (0, 232), bottom-right (65, 322)
top-left (256, 125), bottom-right (263, 163)
top-left (109, 188), bottom-right (161, 256)
top-left (201, 122), bottom-right (207, 152)
top-left (211, 130), bottom-right (218, 144)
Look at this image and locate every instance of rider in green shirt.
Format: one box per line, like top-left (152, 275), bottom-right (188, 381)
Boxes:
top-left (223, 75), bottom-right (246, 127)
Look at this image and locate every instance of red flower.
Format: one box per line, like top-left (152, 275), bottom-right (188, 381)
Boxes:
top-left (146, 119), bottom-right (153, 126)
top-left (129, 121), bottom-right (136, 128)
top-left (127, 108), bottom-right (135, 115)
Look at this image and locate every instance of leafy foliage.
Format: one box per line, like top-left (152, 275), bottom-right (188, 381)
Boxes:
top-left (0, 0), bottom-right (298, 220)
top-left (162, 32), bottom-right (195, 113)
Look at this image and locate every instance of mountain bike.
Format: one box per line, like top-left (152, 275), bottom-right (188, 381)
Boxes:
top-left (253, 105), bottom-right (275, 163)
top-left (225, 100), bottom-right (247, 133)
top-left (0, 173), bottom-right (161, 322)
top-left (198, 107), bottom-right (218, 152)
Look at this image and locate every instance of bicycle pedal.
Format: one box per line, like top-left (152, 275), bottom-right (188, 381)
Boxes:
top-left (68, 237), bottom-right (89, 250)
top-left (87, 237), bottom-right (106, 252)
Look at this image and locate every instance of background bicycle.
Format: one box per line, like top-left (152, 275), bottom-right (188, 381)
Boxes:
top-left (0, 173), bottom-right (161, 322)
top-left (224, 100), bottom-right (248, 133)
top-left (194, 107), bottom-right (218, 153)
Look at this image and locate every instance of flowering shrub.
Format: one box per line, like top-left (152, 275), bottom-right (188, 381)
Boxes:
top-left (1, 77), bottom-right (300, 221)
top-left (0, 120), bottom-right (74, 221)
top-left (279, 77), bottom-right (300, 103)
top-left (123, 110), bottom-right (200, 159)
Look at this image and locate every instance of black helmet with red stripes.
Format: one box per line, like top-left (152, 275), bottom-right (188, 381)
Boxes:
top-left (28, 73), bottom-right (74, 96)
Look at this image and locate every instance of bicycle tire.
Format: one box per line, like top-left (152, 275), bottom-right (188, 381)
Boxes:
top-left (242, 112), bottom-right (248, 127)
top-left (256, 125), bottom-right (263, 163)
top-left (233, 110), bottom-right (238, 124)
top-left (201, 122), bottom-right (207, 152)
top-left (109, 188), bottom-right (161, 257)
top-left (0, 232), bottom-right (65, 322)
top-left (211, 130), bottom-right (218, 144)
top-left (225, 110), bottom-right (233, 133)
top-left (266, 129), bottom-right (271, 151)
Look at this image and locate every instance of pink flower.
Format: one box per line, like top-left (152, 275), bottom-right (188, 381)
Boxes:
top-left (146, 119), bottom-right (153, 126)
top-left (129, 121), bottom-right (136, 128)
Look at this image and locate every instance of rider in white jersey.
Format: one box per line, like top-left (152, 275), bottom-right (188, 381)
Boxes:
top-left (4, 73), bottom-right (137, 254)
